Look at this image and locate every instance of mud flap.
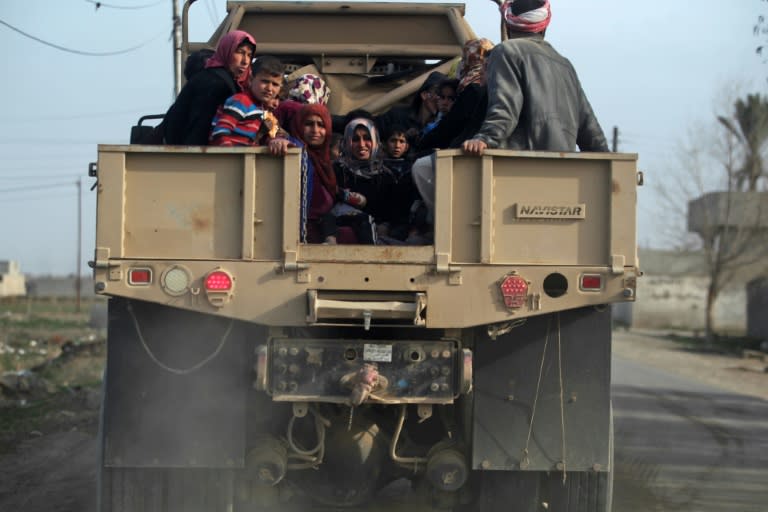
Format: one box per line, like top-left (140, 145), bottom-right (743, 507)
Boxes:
top-left (103, 297), bottom-right (250, 468)
top-left (471, 306), bottom-right (612, 472)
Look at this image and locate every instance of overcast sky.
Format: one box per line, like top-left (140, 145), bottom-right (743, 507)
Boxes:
top-left (0, 0), bottom-right (764, 275)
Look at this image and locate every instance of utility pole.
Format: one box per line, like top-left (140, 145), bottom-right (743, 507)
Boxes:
top-left (172, 0), bottom-right (182, 97)
top-left (612, 126), bottom-right (619, 152)
top-left (76, 178), bottom-right (82, 313)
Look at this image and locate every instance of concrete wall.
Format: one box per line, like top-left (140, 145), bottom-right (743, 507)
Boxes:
top-left (26, 276), bottom-right (95, 298)
top-left (629, 274), bottom-right (746, 333)
top-left (0, 260), bottom-right (26, 297)
top-left (613, 248), bottom-right (761, 335)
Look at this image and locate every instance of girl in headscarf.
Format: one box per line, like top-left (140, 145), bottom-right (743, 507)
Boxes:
top-left (163, 30), bottom-right (257, 145)
top-left (289, 106), bottom-right (374, 244)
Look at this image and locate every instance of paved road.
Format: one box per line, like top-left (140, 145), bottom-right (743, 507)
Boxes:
top-left (612, 356), bottom-right (768, 512)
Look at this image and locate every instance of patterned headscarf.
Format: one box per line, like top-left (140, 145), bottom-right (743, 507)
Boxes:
top-left (291, 104), bottom-right (336, 195)
top-left (456, 38), bottom-right (495, 93)
top-left (500, 0), bottom-right (552, 34)
top-left (205, 30), bottom-right (257, 90)
top-left (289, 74), bottom-right (331, 105)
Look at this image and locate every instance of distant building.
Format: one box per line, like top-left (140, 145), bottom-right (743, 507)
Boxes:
top-left (613, 248), bottom-right (759, 334)
top-left (26, 275), bottom-right (95, 298)
top-left (0, 260), bottom-right (26, 297)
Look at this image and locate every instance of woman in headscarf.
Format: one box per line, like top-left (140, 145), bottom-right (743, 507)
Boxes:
top-left (163, 30), bottom-right (257, 145)
top-left (335, 118), bottom-right (418, 243)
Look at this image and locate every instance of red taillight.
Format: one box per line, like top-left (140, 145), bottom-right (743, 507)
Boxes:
top-left (580, 274), bottom-right (602, 291)
top-left (205, 270), bottom-right (233, 291)
top-left (500, 274), bottom-right (528, 309)
top-left (128, 268), bottom-right (152, 285)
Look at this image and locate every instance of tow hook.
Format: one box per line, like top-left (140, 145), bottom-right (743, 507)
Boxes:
top-left (340, 363), bottom-right (389, 406)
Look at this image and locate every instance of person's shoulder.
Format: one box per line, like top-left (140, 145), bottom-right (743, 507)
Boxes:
top-left (501, 37), bottom-right (572, 66)
top-left (223, 91), bottom-right (253, 105)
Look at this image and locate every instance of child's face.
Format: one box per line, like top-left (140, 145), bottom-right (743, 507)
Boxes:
top-left (437, 86), bottom-right (456, 114)
top-left (302, 114), bottom-right (327, 148)
top-left (386, 133), bottom-right (409, 158)
top-left (249, 71), bottom-right (283, 105)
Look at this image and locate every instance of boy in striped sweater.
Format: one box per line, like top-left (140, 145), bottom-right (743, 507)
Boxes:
top-left (209, 56), bottom-right (284, 146)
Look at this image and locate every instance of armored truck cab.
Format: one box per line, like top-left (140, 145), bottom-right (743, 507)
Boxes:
top-left (93, 2), bottom-right (639, 511)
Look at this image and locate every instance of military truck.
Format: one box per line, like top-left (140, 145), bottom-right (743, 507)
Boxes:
top-left (92, 2), bottom-right (639, 511)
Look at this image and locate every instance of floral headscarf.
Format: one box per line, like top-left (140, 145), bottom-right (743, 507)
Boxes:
top-left (205, 30), bottom-right (257, 91)
top-left (289, 74), bottom-right (331, 105)
top-left (456, 38), bottom-right (495, 93)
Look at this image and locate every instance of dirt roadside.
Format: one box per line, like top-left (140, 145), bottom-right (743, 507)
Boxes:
top-left (0, 329), bottom-right (765, 512)
top-left (612, 329), bottom-right (768, 401)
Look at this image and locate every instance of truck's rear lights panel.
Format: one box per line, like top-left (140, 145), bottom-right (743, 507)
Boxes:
top-left (127, 268), bottom-right (152, 286)
top-left (580, 274), bottom-right (603, 291)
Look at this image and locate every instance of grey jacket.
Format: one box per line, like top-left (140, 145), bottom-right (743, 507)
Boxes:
top-left (474, 35), bottom-right (609, 152)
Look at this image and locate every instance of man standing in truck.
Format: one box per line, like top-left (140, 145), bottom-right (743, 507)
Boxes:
top-left (462, 0), bottom-right (609, 155)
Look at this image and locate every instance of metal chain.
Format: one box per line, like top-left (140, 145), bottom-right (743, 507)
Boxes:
top-left (299, 147), bottom-right (309, 243)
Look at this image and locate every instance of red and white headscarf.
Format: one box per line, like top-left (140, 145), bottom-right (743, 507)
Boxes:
top-left (500, 0), bottom-right (552, 34)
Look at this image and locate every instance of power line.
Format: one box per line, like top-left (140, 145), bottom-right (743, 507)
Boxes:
top-left (0, 182), bottom-right (75, 194)
top-left (0, 18), bottom-right (165, 56)
top-left (0, 174), bottom-right (83, 180)
top-left (85, 0), bottom-right (164, 10)
top-left (0, 107), bottom-right (166, 123)
top-left (1, 192), bottom-right (78, 203)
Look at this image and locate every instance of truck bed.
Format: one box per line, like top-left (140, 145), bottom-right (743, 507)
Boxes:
top-left (92, 145), bottom-right (639, 329)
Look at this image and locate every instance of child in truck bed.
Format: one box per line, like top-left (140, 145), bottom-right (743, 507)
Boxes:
top-left (209, 56), bottom-right (284, 146)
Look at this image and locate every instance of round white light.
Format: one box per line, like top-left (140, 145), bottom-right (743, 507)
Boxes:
top-left (162, 266), bottom-right (190, 295)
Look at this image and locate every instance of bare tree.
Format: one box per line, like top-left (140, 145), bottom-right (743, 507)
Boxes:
top-left (657, 92), bottom-right (768, 344)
